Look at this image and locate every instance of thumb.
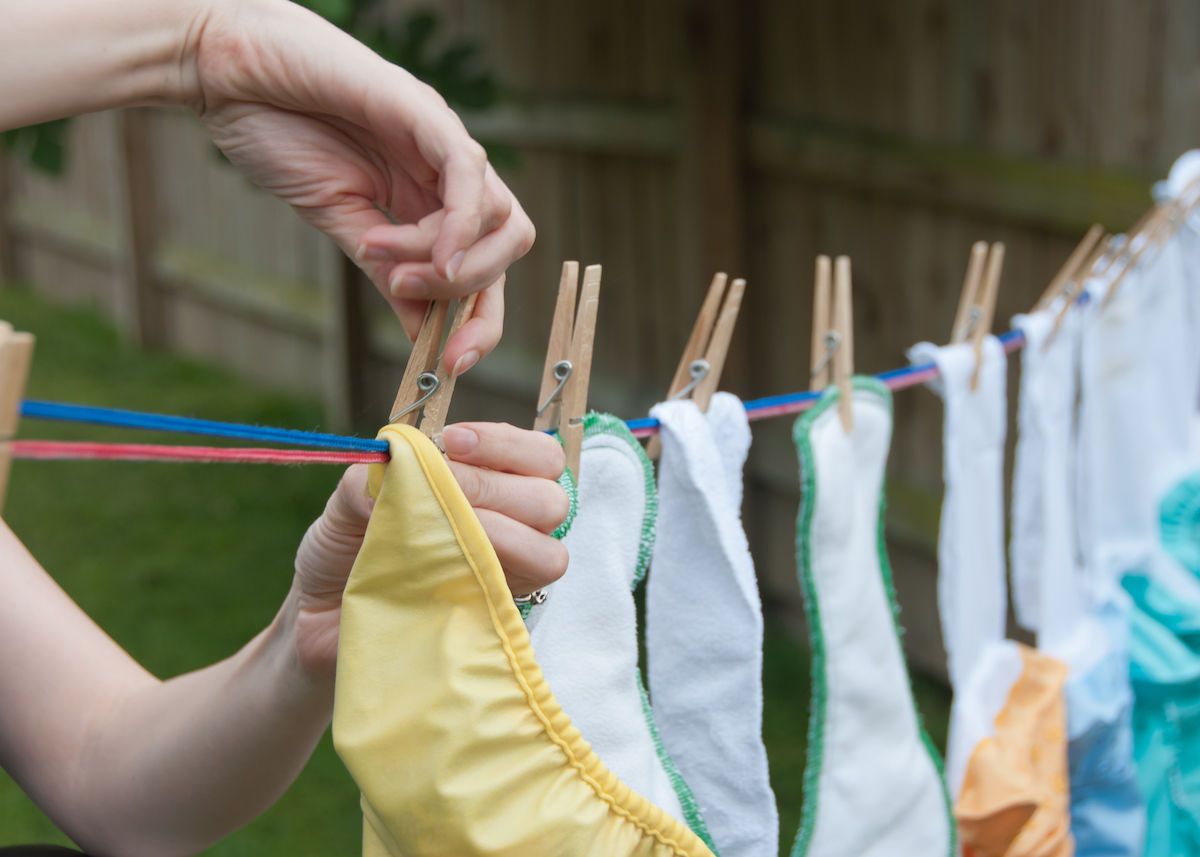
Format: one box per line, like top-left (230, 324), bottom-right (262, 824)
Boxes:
top-left (325, 465), bottom-right (373, 533)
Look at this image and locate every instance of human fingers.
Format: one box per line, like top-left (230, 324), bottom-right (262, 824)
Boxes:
top-left (355, 177), bottom-right (510, 271)
top-left (356, 211), bottom-right (444, 268)
top-left (442, 422), bottom-right (565, 480)
top-left (430, 189), bottom-right (533, 300)
top-left (416, 113), bottom-right (489, 282)
top-left (328, 464), bottom-right (373, 528)
top-left (473, 508), bottom-right (569, 596)
top-left (447, 461), bottom-right (568, 534)
top-left (293, 465), bottom-right (372, 603)
top-left (380, 182), bottom-right (529, 302)
top-left (440, 278), bottom-right (504, 374)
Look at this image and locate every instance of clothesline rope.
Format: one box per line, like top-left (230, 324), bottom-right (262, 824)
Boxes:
top-left (12, 330), bottom-right (1028, 463)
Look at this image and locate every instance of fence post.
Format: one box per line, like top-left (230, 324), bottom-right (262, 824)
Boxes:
top-left (321, 242), bottom-right (368, 431)
top-left (0, 153), bottom-right (16, 284)
top-left (111, 108), bottom-right (164, 347)
top-left (676, 0), bottom-right (748, 382)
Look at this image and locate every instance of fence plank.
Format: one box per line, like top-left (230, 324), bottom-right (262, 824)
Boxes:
top-left (321, 246), bottom-right (369, 431)
top-left (111, 109), bottom-right (163, 347)
top-left (0, 155), bottom-right (15, 283)
top-left (675, 0), bottom-right (749, 388)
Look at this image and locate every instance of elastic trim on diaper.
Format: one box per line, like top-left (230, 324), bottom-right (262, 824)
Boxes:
top-left (385, 425), bottom-right (714, 857)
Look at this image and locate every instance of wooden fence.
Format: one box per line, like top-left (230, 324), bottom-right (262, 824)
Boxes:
top-left (2, 0), bottom-right (1196, 675)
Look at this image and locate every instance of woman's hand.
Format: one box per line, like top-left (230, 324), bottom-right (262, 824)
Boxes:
top-left (187, 0), bottom-right (533, 372)
top-left (292, 423), bottom-right (569, 675)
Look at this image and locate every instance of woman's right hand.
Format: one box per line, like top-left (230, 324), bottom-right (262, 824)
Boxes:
top-left (187, 0), bottom-right (534, 373)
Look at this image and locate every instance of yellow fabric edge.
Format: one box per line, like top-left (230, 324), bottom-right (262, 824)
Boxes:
top-left (383, 425), bottom-right (714, 857)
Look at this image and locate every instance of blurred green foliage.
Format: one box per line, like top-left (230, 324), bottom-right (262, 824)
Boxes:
top-left (296, 1), bottom-right (498, 111)
top-left (2, 119), bottom-right (69, 176)
top-left (6, 3), bottom-right (502, 177)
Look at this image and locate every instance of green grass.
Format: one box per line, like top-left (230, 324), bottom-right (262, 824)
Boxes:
top-left (0, 286), bottom-right (947, 855)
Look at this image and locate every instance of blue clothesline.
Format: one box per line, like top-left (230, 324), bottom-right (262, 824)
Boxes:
top-left (19, 400), bottom-right (392, 452)
top-left (19, 329), bottom-right (1028, 448)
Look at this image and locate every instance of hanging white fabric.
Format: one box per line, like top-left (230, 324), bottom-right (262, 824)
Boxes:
top-left (907, 338), bottom-right (1009, 697)
top-left (1011, 305), bottom-right (1145, 855)
top-left (1077, 230), bottom-right (1200, 599)
top-left (1010, 308), bottom-right (1085, 643)
top-left (528, 416), bottom-right (693, 827)
top-left (788, 380), bottom-right (954, 857)
top-left (646, 392), bottom-right (778, 857)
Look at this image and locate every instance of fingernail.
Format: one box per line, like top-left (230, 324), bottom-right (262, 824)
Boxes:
top-left (391, 274), bottom-right (431, 300)
top-left (452, 350), bottom-right (479, 377)
top-left (356, 244), bottom-right (390, 262)
top-left (441, 425), bottom-right (478, 455)
top-left (446, 250), bottom-right (466, 282)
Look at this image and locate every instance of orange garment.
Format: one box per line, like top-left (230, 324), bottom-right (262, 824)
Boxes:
top-left (955, 646), bottom-right (1074, 857)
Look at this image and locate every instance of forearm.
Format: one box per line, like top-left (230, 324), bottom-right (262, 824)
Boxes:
top-left (70, 589), bottom-right (333, 857)
top-left (0, 523), bottom-right (332, 857)
top-left (0, 0), bottom-right (207, 131)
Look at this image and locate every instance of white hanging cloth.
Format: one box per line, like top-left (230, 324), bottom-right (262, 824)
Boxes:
top-left (787, 380), bottom-right (954, 857)
top-left (528, 414), bottom-right (704, 836)
top-left (909, 337), bottom-right (1074, 855)
top-left (1009, 308), bottom-right (1085, 643)
top-left (646, 392), bottom-right (778, 857)
top-left (907, 338), bottom-right (1009, 700)
top-left (1155, 150), bottom-right (1200, 449)
top-left (1077, 220), bottom-right (1200, 598)
top-left (1010, 307), bottom-right (1144, 855)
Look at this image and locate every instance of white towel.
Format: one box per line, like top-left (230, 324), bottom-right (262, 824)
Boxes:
top-left (1158, 150), bottom-right (1200, 450)
top-left (1011, 306), bottom-right (1145, 854)
top-left (1078, 239), bottom-right (1200, 598)
top-left (1010, 308), bottom-right (1085, 643)
top-left (907, 338), bottom-right (1009, 696)
top-left (528, 413), bottom-right (701, 835)
top-left (789, 380), bottom-right (955, 857)
top-left (646, 392), bottom-right (778, 857)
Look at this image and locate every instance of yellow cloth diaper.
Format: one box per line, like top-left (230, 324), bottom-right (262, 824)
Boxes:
top-left (333, 424), bottom-right (716, 857)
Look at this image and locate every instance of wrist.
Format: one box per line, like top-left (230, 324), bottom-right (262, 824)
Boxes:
top-left (101, 0), bottom-right (217, 111)
top-left (170, 0), bottom-right (218, 111)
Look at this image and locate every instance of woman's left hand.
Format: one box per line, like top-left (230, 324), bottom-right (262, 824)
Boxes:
top-left (291, 423), bottom-right (568, 676)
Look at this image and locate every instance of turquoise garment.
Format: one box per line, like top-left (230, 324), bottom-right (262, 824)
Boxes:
top-left (1065, 595), bottom-right (1144, 856)
top-left (1125, 473), bottom-right (1200, 855)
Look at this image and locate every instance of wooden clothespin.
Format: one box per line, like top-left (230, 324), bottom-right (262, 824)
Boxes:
top-left (951, 241), bottom-right (989, 345)
top-left (810, 255), bottom-right (854, 432)
top-left (950, 242), bottom-right (1004, 390)
top-left (1042, 230), bottom-right (1112, 351)
top-left (388, 294), bottom-right (479, 447)
top-left (1103, 202), bottom-right (1177, 308)
top-left (0, 321), bottom-right (35, 514)
top-left (646, 271), bottom-right (746, 458)
top-left (533, 262), bottom-right (601, 477)
top-left (1033, 224), bottom-right (1104, 313)
top-left (972, 244), bottom-right (1004, 390)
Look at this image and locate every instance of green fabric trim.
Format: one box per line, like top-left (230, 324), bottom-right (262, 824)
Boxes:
top-left (553, 465), bottom-right (579, 541)
top-left (581, 412), bottom-right (659, 587)
top-left (636, 669), bottom-right (719, 853)
top-left (789, 378), bottom-right (956, 857)
top-left (580, 411), bottom-right (716, 851)
top-left (517, 440), bottom-right (578, 622)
